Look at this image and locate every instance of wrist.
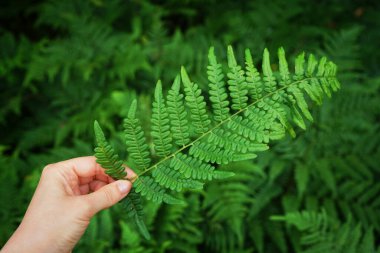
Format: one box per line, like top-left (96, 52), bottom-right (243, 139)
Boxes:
top-left (2, 222), bottom-right (58, 253)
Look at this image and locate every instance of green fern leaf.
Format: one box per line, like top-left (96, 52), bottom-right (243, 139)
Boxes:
top-left (288, 86), bottom-right (313, 122)
top-left (272, 210), bottom-right (376, 252)
top-left (124, 100), bottom-right (151, 173)
top-left (94, 120), bottom-right (151, 240)
top-left (167, 75), bottom-right (190, 146)
top-left (208, 47), bottom-right (230, 121)
top-left (134, 176), bottom-right (184, 204)
top-left (291, 105), bottom-right (307, 130)
top-left (181, 66), bottom-right (211, 134)
top-left (93, 45), bottom-right (340, 240)
top-left (151, 81), bottom-right (172, 157)
top-left (170, 153), bottom-right (234, 180)
top-left (189, 142), bottom-right (234, 164)
top-left (262, 48), bottom-right (277, 93)
top-left (271, 210), bottom-right (329, 234)
top-left (227, 45), bottom-right (249, 110)
top-left (259, 97), bottom-right (296, 137)
top-left (121, 189), bottom-right (151, 240)
top-left (278, 47), bottom-right (291, 86)
top-left (207, 128), bottom-right (253, 152)
top-left (94, 121), bottom-right (126, 179)
top-left (296, 53), bottom-right (323, 105)
top-left (245, 48), bottom-right (263, 100)
top-left (152, 163), bottom-right (203, 192)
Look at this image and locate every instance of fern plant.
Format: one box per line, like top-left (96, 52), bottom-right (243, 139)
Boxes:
top-left (93, 45), bottom-right (340, 239)
top-left (271, 210), bottom-right (377, 253)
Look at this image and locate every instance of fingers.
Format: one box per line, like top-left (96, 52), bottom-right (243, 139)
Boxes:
top-left (59, 156), bottom-right (106, 178)
top-left (79, 184), bottom-right (90, 194)
top-left (89, 180), bottom-right (107, 192)
top-left (78, 169), bottom-right (133, 195)
top-left (52, 156), bottom-right (136, 181)
top-left (78, 174), bottom-right (113, 185)
top-left (83, 180), bottom-right (132, 216)
top-left (44, 156), bottom-right (108, 179)
top-left (78, 166), bottom-right (135, 186)
top-left (79, 181), bottom-right (108, 194)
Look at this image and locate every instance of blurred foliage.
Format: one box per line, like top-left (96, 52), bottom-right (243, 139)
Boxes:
top-left (0, 0), bottom-right (379, 252)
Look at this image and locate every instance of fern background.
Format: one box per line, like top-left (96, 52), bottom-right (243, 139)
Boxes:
top-left (1, 0), bottom-right (379, 252)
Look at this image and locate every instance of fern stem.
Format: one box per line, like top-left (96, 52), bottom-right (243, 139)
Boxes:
top-left (136, 77), bottom-right (314, 178)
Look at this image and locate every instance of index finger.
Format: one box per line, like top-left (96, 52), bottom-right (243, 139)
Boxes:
top-left (56, 156), bottom-right (107, 178)
top-left (58, 156), bottom-right (135, 180)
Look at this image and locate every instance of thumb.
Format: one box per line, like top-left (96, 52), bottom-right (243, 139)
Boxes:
top-left (84, 180), bottom-right (132, 215)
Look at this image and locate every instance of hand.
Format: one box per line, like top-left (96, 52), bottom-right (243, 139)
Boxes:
top-left (2, 156), bottom-right (133, 253)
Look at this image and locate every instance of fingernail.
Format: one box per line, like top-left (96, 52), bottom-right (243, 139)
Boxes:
top-left (117, 181), bottom-right (131, 194)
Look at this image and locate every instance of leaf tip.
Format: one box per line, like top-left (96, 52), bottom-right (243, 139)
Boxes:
top-left (180, 66), bottom-right (190, 85)
top-left (128, 99), bottom-right (137, 119)
top-left (208, 46), bottom-right (216, 63)
top-left (227, 45), bottom-right (237, 67)
top-left (154, 80), bottom-right (163, 100)
top-left (94, 120), bottom-right (105, 144)
top-left (245, 48), bottom-right (253, 63)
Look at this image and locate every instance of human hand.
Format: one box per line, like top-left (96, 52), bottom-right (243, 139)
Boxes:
top-left (2, 156), bottom-right (133, 253)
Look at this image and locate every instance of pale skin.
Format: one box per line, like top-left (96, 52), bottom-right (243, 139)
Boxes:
top-left (2, 156), bottom-right (135, 253)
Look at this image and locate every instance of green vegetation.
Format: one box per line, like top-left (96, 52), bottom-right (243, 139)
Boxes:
top-left (1, 0), bottom-right (379, 252)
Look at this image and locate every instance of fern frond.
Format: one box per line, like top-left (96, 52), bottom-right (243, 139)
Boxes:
top-left (123, 100), bottom-right (151, 173)
top-left (170, 153), bottom-right (234, 180)
top-left (99, 45), bottom-right (339, 187)
top-left (93, 45), bottom-right (340, 240)
top-left (288, 85), bottom-right (314, 122)
top-left (278, 47), bottom-right (291, 86)
top-left (134, 176), bottom-right (184, 204)
top-left (121, 189), bottom-right (151, 240)
top-left (227, 45), bottom-right (249, 110)
top-left (171, 195), bottom-right (204, 252)
top-left (262, 48), bottom-right (277, 93)
top-left (94, 121), bottom-right (126, 179)
top-left (208, 47), bottom-right (230, 121)
top-left (204, 162), bottom-right (260, 252)
top-left (94, 121), bottom-right (151, 240)
top-left (152, 163), bottom-right (203, 191)
top-left (151, 81), bottom-right (172, 157)
top-left (167, 75), bottom-right (190, 146)
top-left (189, 142), bottom-right (234, 164)
top-left (272, 210), bottom-right (378, 253)
top-left (271, 210), bottom-right (329, 235)
top-left (156, 195), bottom-right (203, 252)
top-left (245, 48), bottom-right (263, 100)
top-left (207, 128), bottom-right (253, 152)
top-left (228, 106), bottom-right (280, 143)
top-left (181, 66), bottom-right (211, 134)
